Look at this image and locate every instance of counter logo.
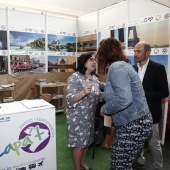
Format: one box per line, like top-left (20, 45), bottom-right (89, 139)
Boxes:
top-left (0, 122), bottom-right (50, 157)
top-left (19, 122), bottom-right (50, 153)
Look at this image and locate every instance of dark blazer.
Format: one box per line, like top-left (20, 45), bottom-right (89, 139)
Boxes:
top-left (133, 60), bottom-right (169, 124)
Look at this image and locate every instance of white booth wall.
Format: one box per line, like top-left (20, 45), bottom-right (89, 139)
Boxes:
top-left (77, 12), bottom-right (98, 59)
top-left (0, 0), bottom-right (170, 143)
top-left (0, 0), bottom-right (169, 73)
top-left (77, 12), bottom-right (98, 33)
top-left (129, 0), bottom-right (170, 20)
top-left (0, 8), bottom-right (6, 27)
top-left (47, 15), bottom-right (77, 72)
top-left (8, 9), bottom-right (46, 72)
top-left (0, 8), bottom-right (7, 55)
top-left (76, 0), bottom-right (170, 145)
top-left (0, 7), bottom-right (77, 74)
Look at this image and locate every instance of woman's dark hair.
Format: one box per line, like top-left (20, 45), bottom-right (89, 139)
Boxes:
top-left (96, 37), bottom-right (129, 69)
top-left (76, 52), bottom-right (96, 75)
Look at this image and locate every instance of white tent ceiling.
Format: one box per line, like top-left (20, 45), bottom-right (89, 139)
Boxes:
top-left (0, 0), bottom-right (169, 17)
top-left (0, 0), bottom-right (125, 17)
top-left (152, 0), bottom-right (170, 8)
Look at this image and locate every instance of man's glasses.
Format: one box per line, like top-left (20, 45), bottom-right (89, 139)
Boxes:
top-left (89, 58), bottom-right (97, 62)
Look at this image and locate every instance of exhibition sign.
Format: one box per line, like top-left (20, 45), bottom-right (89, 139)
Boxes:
top-left (0, 100), bottom-right (56, 170)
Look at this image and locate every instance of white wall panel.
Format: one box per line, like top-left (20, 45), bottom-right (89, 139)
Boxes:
top-left (77, 12), bottom-right (97, 33)
top-left (99, 2), bottom-right (127, 29)
top-left (130, 0), bottom-right (170, 21)
top-left (9, 10), bottom-right (45, 29)
top-left (0, 8), bottom-right (6, 27)
top-left (47, 16), bottom-right (76, 33)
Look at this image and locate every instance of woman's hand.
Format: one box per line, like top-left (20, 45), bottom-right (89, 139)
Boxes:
top-left (83, 84), bottom-right (92, 95)
top-left (74, 84), bottom-right (92, 103)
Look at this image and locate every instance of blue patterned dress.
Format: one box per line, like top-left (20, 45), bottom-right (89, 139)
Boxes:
top-left (66, 72), bottom-right (100, 148)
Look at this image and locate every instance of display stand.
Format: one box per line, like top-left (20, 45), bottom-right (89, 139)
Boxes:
top-left (0, 99), bottom-right (56, 170)
top-left (0, 83), bottom-right (15, 102)
top-left (35, 82), bottom-right (66, 113)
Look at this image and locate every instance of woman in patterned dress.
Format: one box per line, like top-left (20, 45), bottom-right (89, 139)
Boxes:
top-left (97, 38), bottom-right (153, 170)
top-left (66, 52), bottom-right (100, 170)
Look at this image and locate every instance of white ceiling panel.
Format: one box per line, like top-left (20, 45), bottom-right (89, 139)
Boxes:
top-left (0, 0), bottom-right (169, 17)
top-left (36, 0), bottom-right (124, 12)
top-left (152, 0), bottom-right (170, 8)
top-left (0, 0), bottom-right (125, 17)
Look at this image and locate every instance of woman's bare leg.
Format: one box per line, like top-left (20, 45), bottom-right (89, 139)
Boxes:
top-left (73, 147), bottom-right (83, 170)
top-left (81, 147), bottom-right (89, 170)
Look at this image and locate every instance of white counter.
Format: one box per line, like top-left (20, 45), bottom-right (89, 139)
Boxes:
top-left (0, 99), bottom-right (56, 170)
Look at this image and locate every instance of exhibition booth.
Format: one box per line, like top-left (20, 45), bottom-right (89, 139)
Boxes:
top-left (0, 0), bottom-right (170, 169)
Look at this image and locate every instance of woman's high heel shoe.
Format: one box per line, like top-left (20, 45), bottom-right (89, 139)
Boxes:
top-left (81, 165), bottom-right (93, 170)
top-left (83, 168), bottom-right (93, 170)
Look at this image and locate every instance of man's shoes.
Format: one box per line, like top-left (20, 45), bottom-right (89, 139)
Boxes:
top-left (132, 162), bottom-right (144, 170)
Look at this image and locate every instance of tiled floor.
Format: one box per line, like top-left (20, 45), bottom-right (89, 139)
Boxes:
top-left (142, 135), bottom-right (170, 170)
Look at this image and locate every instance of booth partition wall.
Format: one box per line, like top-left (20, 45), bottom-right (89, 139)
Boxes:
top-left (0, 0), bottom-right (170, 143)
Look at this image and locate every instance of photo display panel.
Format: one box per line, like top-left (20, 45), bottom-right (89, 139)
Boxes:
top-left (0, 8), bottom-right (8, 74)
top-left (9, 10), bottom-right (46, 73)
top-left (47, 16), bottom-right (77, 73)
top-left (127, 12), bottom-right (170, 70)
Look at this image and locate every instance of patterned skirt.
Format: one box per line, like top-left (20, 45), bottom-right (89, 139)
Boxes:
top-left (110, 115), bottom-right (152, 170)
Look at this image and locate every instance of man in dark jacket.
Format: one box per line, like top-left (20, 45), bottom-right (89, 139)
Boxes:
top-left (133, 41), bottom-right (169, 170)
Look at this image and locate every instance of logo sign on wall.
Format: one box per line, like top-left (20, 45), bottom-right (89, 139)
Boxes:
top-left (77, 28), bottom-right (97, 37)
